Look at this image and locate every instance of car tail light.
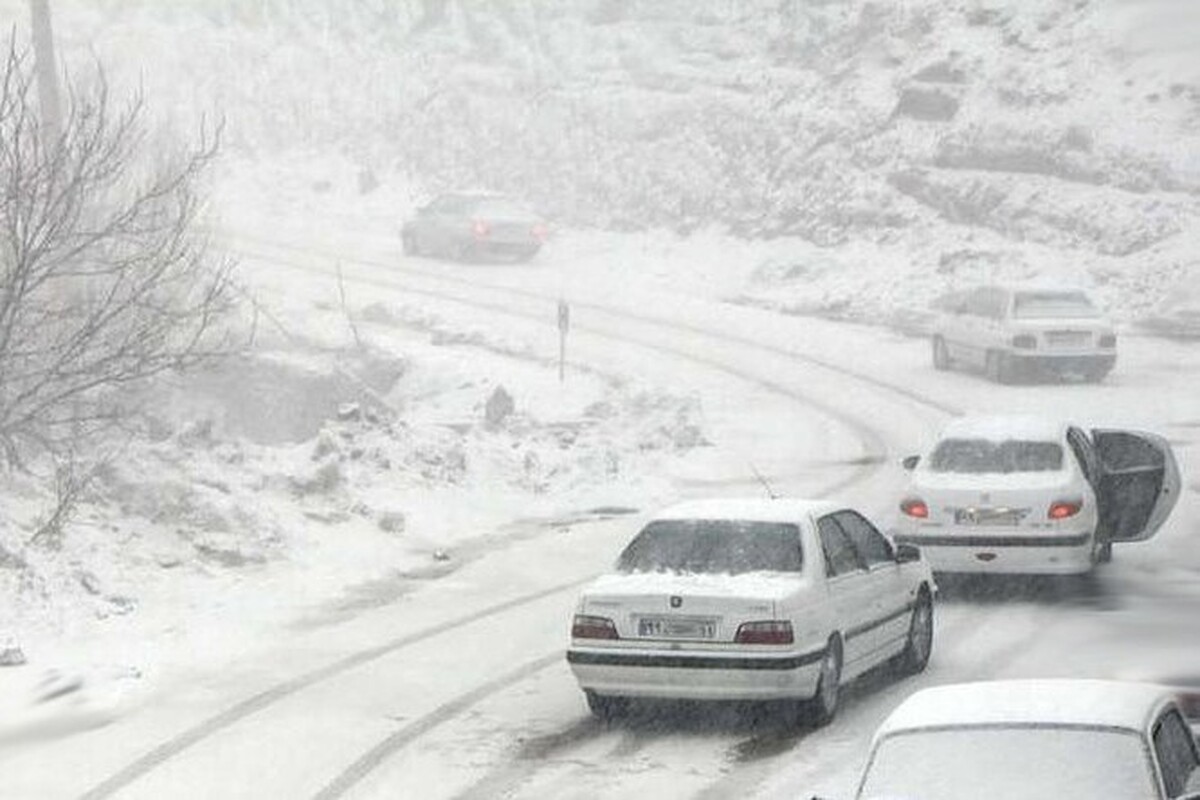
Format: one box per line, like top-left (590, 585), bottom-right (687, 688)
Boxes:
top-left (1048, 499), bottom-right (1083, 520)
top-left (900, 497), bottom-right (929, 519)
top-left (471, 219), bottom-right (490, 238)
top-left (734, 620), bottom-right (794, 645)
top-left (1176, 689), bottom-right (1200, 721)
top-left (572, 614), bottom-right (619, 640)
top-left (1099, 334), bottom-right (1116, 348)
top-left (531, 223), bottom-right (549, 242)
top-left (1011, 334), bottom-right (1037, 349)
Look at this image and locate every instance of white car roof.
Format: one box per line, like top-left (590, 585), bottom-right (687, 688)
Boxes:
top-left (877, 680), bottom-right (1172, 738)
top-left (652, 497), bottom-right (841, 524)
top-left (937, 414), bottom-right (1067, 442)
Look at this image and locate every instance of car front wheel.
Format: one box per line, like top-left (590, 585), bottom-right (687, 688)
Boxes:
top-left (894, 591), bottom-right (933, 675)
top-left (932, 336), bottom-right (951, 371)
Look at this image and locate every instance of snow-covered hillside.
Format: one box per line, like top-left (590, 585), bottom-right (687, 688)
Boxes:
top-left (6, 0), bottom-right (1197, 321)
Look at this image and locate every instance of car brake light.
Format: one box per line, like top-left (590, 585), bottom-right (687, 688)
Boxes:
top-left (1011, 334), bottom-right (1037, 349)
top-left (901, 497), bottom-right (929, 519)
top-left (471, 219), bottom-right (490, 238)
top-left (572, 614), bottom-right (619, 640)
top-left (531, 223), bottom-right (549, 242)
top-left (734, 620), bottom-right (794, 645)
top-left (1176, 690), bottom-right (1200, 721)
top-left (1048, 499), bottom-right (1083, 520)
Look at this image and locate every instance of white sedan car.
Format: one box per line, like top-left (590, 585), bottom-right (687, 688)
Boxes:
top-left (932, 284), bottom-right (1118, 382)
top-left (894, 415), bottom-right (1180, 576)
top-left (852, 680), bottom-right (1200, 800)
top-left (566, 499), bottom-right (935, 725)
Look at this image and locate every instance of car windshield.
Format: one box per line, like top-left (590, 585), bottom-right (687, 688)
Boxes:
top-left (616, 519), bottom-right (802, 574)
top-left (929, 438), bottom-right (1064, 473)
top-left (858, 726), bottom-right (1158, 800)
top-left (1012, 291), bottom-right (1100, 319)
top-left (469, 197), bottom-right (534, 217)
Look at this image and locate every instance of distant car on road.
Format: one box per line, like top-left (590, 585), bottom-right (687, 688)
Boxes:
top-left (849, 680), bottom-right (1200, 800)
top-left (894, 414), bottom-right (1180, 577)
top-left (401, 191), bottom-right (548, 262)
top-left (567, 498), bottom-right (935, 726)
top-left (931, 284), bottom-right (1117, 383)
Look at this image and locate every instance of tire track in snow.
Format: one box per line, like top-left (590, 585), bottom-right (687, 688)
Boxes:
top-left (224, 232), bottom-right (964, 419)
top-left (310, 652), bottom-right (564, 800)
top-left (78, 580), bottom-right (587, 800)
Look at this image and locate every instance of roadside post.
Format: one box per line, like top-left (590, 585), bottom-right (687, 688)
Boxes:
top-left (557, 298), bottom-right (570, 383)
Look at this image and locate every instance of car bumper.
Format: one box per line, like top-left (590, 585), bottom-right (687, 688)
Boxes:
top-left (894, 531), bottom-right (1094, 575)
top-left (566, 646), bottom-right (825, 700)
top-left (1008, 352), bottom-right (1115, 373)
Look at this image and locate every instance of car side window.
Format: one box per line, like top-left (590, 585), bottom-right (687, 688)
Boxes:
top-left (1153, 708), bottom-right (1200, 798)
top-left (1066, 427), bottom-right (1096, 486)
top-left (965, 288), bottom-right (991, 318)
top-left (833, 510), bottom-right (894, 567)
top-left (817, 516), bottom-right (866, 577)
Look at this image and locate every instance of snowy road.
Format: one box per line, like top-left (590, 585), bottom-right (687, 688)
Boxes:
top-left (9, 230), bottom-right (1198, 800)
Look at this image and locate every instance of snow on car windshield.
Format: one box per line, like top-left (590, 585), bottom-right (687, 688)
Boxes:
top-left (858, 726), bottom-right (1158, 800)
top-left (929, 439), bottom-right (1064, 473)
top-left (617, 520), bottom-right (802, 575)
top-left (1012, 291), bottom-right (1100, 319)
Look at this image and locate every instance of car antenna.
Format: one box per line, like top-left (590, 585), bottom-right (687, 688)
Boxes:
top-left (748, 462), bottom-right (779, 499)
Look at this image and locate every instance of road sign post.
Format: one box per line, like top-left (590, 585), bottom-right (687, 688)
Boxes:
top-left (557, 299), bottom-right (570, 383)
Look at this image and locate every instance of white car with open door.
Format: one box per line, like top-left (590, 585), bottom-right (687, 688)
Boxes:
top-left (849, 680), bottom-right (1200, 800)
top-left (894, 415), bottom-right (1180, 576)
top-left (566, 499), bottom-right (935, 726)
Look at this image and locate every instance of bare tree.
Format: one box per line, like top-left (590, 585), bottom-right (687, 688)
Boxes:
top-left (0, 35), bottom-right (236, 463)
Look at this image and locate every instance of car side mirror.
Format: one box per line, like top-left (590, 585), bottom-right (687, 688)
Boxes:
top-left (896, 543), bottom-right (921, 563)
top-left (901, 455), bottom-right (920, 471)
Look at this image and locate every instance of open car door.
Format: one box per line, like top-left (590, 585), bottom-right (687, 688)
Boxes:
top-left (1092, 429), bottom-right (1181, 543)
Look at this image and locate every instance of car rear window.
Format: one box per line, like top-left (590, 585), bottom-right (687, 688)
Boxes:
top-left (929, 439), bottom-right (1064, 473)
top-left (617, 520), bottom-right (802, 575)
top-left (470, 198), bottom-right (532, 217)
top-left (1012, 291), bottom-right (1099, 319)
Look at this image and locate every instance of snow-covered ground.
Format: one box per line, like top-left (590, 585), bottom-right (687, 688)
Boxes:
top-left (1, 2), bottom-right (1198, 798)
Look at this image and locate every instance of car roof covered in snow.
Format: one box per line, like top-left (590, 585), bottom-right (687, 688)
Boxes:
top-left (876, 680), bottom-right (1173, 739)
top-left (652, 497), bottom-right (842, 524)
top-left (937, 414), bottom-right (1066, 443)
top-left (1006, 282), bottom-right (1095, 295)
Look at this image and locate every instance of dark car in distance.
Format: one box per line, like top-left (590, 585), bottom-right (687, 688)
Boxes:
top-left (401, 192), bottom-right (548, 263)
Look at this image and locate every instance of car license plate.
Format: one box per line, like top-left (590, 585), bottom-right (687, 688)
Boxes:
top-left (637, 617), bottom-right (717, 640)
top-left (954, 507), bottom-right (1028, 526)
top-left (1045, 331), bottom-right (1091, 349)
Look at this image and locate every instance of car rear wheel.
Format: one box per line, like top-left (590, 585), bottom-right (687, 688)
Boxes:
top-left (803, 636), bottom-right (843, 727)
top-left (584, 690), bottom-right (628, 723)
top-left (985, 350), bottom-right (1014, 384)
top-left (932, 336), bottom-right (951, 371)
top-left (401, 231), bottom-right (420, 256)
top-left (894, 591), bottom-right (933, 675)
